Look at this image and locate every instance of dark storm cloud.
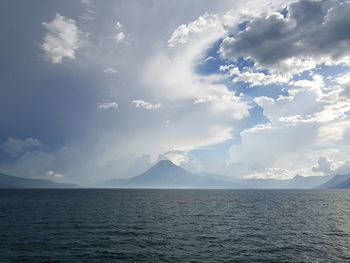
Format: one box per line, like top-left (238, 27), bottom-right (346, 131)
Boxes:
top-left (219, 0), bottom-right (350, 66)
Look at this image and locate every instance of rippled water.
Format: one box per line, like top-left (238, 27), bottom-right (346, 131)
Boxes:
top-left (1, 189), bottom-right (350, 262)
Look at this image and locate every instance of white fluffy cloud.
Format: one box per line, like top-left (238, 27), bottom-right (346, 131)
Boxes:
top-left (228, 68), bottom-right (350, 178)
top-left (113, 22), bottom-right (129, 43)
top-left (98, 102), bottom-right (118, 110)
top-left (167, 13), bottom-right (222, 47)
top-left (115, 32), bottom-right (126, 42)
top-left (231, 68), bottom-right (291, 86)
top-left (244, 168), bottom-right (293, 180)
top-left (41, 14), bottom-right (82, 64)
top-left (229, 122), bottom-right (320, 177)
top-left (1, 138), bottom-right (43, 157)
top-left (132, 100), bottom-right (162, 110)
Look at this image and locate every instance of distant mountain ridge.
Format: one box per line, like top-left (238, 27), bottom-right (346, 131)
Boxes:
top-left (241, 174), bottom-right (332, 189)
top-left (286, 174), bottom-right (332, 189)
top-left (99, 160), bottom-right (244, 189)
top-left (318, 173), bottom-right (350, 189)
top-left (0, 173), bottom-right (79, 188)
top-left (334, 177), bottom-right (350, 189)
top-left (4, 160), bottom-right (345, 189)
top-left (96, 160), bottom-right (340, 189)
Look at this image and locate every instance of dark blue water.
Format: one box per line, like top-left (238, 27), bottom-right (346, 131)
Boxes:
top-left (1, 189), bottom-right (350, 262)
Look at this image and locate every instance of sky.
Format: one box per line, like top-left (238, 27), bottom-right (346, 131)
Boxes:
top-left (1, 0), bottom-right (350, 184)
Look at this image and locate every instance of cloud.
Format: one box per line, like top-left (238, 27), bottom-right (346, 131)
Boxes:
top-left (113, 22), bottom-right (129, 43)
top-left (167, 13), bottom-right (221, 47)
top-left (114, 32), bottom-right (126, 42)
top-left (244, 168), bottom-right (293, 180)
top-left (232, 69), bottom-right (291, 86)
top-left (0, 146), bottom-right (84, 183)
top-left (333, 159), bottom-right (350, 175)
top-left (103, 67), bottom-right (118, 74)
top-left (3, 1), bottom-right (255, 183)
top-left (312, 156), bottom-right (337, 174)
top-left (80, 9), bottom-right (95, 21)
top-left (220, 0), bottom-right (350, 74)
top-left (158, 150), bottom-right (200, 173)
top-left (336, 73), bottom-right (350, 98)
top-left (336, 73), bottom-right (350, 86)
top-left (229, 122), bottom-right (320, 176)
top-left (132, 100), bottom-right (162, 110)
top-left (291, 74), bottom-right (325, 91)
top-left (98, 154), bottom-right (153, 180)
top-left (158, 150), bottom-right (189, 165)
top-left (98, 102), bottom-right (118, 110)
top-left (228, 65), bottom-right (350, 178)
top-left (46, 170), bottom-right (64, 180)
top-left (253, 75), bottom-right (333, 125)
top-left (0, 150), bottom-right (56, 179)
top-left (1, 138), bottom-right (43, 157)
top-left (41, 14), bottom-right (82, 64)
top-left (80, 0), bottom-right (92, 6)
top-left (5, 0), bottom-right (350, 184)
top-left (132, 6), bottom-right (263, 164)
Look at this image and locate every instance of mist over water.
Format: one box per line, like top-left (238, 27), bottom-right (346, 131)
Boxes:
top-left (1, 189), bottom-right (350, 262)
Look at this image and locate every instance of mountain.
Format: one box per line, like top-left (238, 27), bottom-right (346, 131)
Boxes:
top-left (95, 160), bottom-right (337, 189)
top-left (286, 175), bottom-right (332, 189)
top-left (102, 160), bottom-right (244, 189)
top-left (241, 175), bottom-right (332, 189)
top-left (318, 173), bottom-right (350, 189)
top-left (334, 177), bottom-right (350, 189)
top-left (0, 173), bottom-right (79, 188)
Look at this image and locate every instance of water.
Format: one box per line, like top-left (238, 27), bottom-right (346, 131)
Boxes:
top-left (1, 189), bottom-right (350, 262)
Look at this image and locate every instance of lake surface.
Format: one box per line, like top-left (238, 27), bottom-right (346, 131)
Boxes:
top-left (1, 189), bottom-right (350, 262)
